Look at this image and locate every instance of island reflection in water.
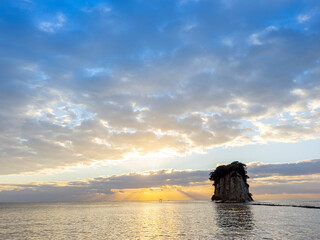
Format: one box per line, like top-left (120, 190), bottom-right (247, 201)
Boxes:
top-left (214, 203), bottom-right (254, 238)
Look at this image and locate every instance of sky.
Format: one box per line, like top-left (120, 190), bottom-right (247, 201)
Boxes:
top-left (0, 0), bottom-right (320, 202)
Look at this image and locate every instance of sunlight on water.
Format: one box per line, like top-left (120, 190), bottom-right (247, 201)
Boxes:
top-left (0, 200), bottom-right (319, 239)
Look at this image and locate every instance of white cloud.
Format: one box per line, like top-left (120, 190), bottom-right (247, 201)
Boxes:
top-left (178, 0), bottom-right (200, 5)
top-left (249, 26), bottom-right (278, 45)
top-left (38, 13), bottom-right (66, 33)
top-left (85, 68), bottom-right (110, 77)
top-left (297, 14), bottom-right (310, 23)
top-left (222, 37), bottom-right (233, 47)
top-left (1, 0), bottom-right (320, 175)
top-left (81, 4), bottom-right (111, 13)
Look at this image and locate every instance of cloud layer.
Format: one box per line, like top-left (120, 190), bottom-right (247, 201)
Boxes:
top-left (248, 159), bottom-right (320, 178)
top-left (1, 159), bottom-right (319, 202)
top-left (1, 0), bottom-right (320, 174)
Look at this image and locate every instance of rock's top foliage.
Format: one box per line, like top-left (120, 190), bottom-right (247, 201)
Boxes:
top-left (209, 161), bottom-right (249, 186)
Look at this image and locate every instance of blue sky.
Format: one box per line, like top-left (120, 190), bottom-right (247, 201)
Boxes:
top-left (0, 0), bottom-right (320, 201)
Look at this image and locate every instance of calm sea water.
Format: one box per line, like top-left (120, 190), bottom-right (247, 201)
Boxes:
top-left (0, 200), bottom-right (319, 239)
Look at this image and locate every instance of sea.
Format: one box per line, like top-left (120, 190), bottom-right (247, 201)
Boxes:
top-left (0, 199), bottom-right (319, 239)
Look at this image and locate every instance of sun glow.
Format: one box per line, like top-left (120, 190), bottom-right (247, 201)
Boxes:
top-left (84, 185), bottom-right (213, 202)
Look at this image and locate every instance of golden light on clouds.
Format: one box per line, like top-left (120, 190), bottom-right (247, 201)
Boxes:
top-left (83, 185), bottom-right (214, 202)
top-left (1, 160), bottom-right (320, 202)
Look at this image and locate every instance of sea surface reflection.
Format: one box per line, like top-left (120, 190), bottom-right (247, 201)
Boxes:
top-left (216, 204), bottom-right (254, 230)
top-left (214, 203), bottom-right (255, 239)
top-left (1, 200), bottom-right (320, 239)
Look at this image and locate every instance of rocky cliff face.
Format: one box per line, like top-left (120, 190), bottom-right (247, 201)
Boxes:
top-left (209, 161), bottom-right (253, 202)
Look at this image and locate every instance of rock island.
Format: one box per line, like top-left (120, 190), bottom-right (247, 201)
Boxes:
top-left (209, 161), bottom-right (253, 202)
